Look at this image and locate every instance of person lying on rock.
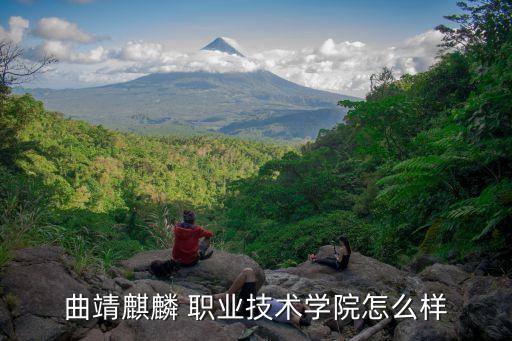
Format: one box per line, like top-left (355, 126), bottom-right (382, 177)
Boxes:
top-left (172, 210), bottom-right (214, 266)
top-left (308, 235), bottom-right (351, 271)
top-left (178, 268), bottom-right (312, 329)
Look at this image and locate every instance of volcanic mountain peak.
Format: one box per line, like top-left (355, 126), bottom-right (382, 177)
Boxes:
top-left (201, 37), bottom-right (244, 57)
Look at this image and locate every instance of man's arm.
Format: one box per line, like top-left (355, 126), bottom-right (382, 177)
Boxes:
top-left (198, 226), bottom-right (214, 239)
top-left (198, 226), bottom-right (214, 249)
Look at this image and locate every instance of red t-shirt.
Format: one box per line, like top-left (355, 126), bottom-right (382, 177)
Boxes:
top-left (172, 224), bottom-right (213, 265)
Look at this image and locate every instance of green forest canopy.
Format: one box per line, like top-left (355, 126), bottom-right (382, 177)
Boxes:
top-left (220, 0), bottom-right (512, 268)
top-left (1, 0), bottom-right (511, 272)
top-left (0, 95), bottom-right (289, 270)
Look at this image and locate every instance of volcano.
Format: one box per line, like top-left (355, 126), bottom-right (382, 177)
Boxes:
top-left (18, 38), bottom-right (357, 139)
top-left (201, 37), bottom-right (245, 57)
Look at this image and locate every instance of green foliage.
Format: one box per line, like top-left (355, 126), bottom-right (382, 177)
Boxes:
top-left (1, 1), bottom-right (510, 272)
top-left (0, 94), bottom-right (287, 268)
top-left (222, 1), bottom-right (512, 267)
top-left (224, 211), bottom-right (372, 268)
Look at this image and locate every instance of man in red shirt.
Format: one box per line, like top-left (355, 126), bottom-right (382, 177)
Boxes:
top-left (172, 210), bottom-right (214, 266)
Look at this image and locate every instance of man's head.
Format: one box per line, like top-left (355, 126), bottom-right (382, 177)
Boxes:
top-left (183, 210), bottom-right (196, 224)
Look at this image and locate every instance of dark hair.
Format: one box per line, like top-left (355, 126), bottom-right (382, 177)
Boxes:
top-left (338, 235), bottom-right (352, 254)
top-left (183, 210), bottom-right (195, 223)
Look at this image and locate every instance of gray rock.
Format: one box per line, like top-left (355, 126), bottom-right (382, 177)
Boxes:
top-left (306, 322), bottom-right (333, 340)
top-left (405, 255), bottom-right (442, 273)
top-left (264, 270), bottom-right (332, 296)
top-left (11, 245), bottom-right (69, 265)
top-left (120, 249), bottom-right (168, 271)
top-left (4, 243), bottom-right (511, 341)
top-left (0, 246), bottom-right (94, 341)
top-left (110, 316), bottom-right (246, 341)
top-left (259, 284), bottom-right (289, 298)
top-left (0, 260), bottom-right (92, 318)
top-left (114, 277), bottom-right (133, 290)
top-left (109, 321), bottom-right (135, 341)
top-left (458, 276), bottom-right (512, 340)
top-left (121, 248), bottom-right (266, 292)
top-left (0, 301), bottom-right (13, 339)
top-left (285, 249), bottom-right (406, 294)
top-left (393, 320), bottom-right (457, 341)
top-left (419, 264), bottom-right (470, 287)
top-left (83, 273), bottom-right (120, 293)
top-left (79, 328), bottom-right (107, 341)
top-left (241, 319), bottom-right (310, 340)
top-left (462, 275), bottom-right (512, 303)
top-left (14, 314), bottom-right (71, 341)
top-left (411, 280), bottom-right (464, 323)
top-left (124, 279), bottom-right (167, 296)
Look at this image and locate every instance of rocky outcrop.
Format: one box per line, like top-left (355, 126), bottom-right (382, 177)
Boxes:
top-left (458, 276), bottom-right (512, 340)
top-left (276, 247), bottom-right (512, 341)
top-left (120, 248), bottom-right (266, 293)
top-left (393, 320), bottom-right (457, 341)
top-left (278, 247), bottom-right (406, 295)
top-left (110, 318), bottom-right (247, 341)
top-left (1, 244), bottom-right (510, 341)
top-left (264, 250), bottom-right (409, 307)
top-left (0, 246), bottom-right (97, 341)
top-left (0, 245), bottom-right (261, 341)
top-left (419, 264), bottom-right (471, 287)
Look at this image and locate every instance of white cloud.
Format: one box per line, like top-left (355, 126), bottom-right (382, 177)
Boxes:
top-left (108, 41), bottom-right (259, 74)
top-left (26, 29), bottom-right (443, 96)
top-left (219, 36), bottom-right (244, 53)
top-left (114, 41), bottom-right (164, 62)
top-left (28, 41), bottom-right (109, 64)
top-left (252, 30), bottom-right (443, 96)
top-left (33, 17), bottom-right (104, 43)
top-left (0, 16), bottom-right (30, 43)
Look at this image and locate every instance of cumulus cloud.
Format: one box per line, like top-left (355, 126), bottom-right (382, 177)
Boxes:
top-left (253, 30), bottom-right (443, 95)
top-left (27, 41), bottom-right (109, 64)
top-left (93, 31), bottom-right (442, 96)
top-left (0, 16), bottom-right (30, 43)
top-left (33, 17), bottom-right (105, 43)
top-left (107, 40), bottom-right (258, 74)
top-left (113, 41), bottom-right (164, 62)
top-left (23, 26), bottom-right (443, 96)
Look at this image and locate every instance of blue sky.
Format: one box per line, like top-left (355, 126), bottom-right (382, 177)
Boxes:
top-left (3, 0), bottom-right (459, 50)
top-left (1, 0), bottom-right (462, 96)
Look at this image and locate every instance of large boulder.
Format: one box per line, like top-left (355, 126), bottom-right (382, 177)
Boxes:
top-left (241, 319), bottom-right (310, 340)
top-left (283, 247), bottom-right (407, 294)
top-left (110, 315), bottom-right (247, 341)
top-left (120, 248), bottom-right (266, 293)
top-left (402, 275), bottom-right (464, 325)
top-left (0, 245), bottom-right (96, 341)
top-left (458, 276), bottom-right (512, 340)
top-left (263, 269), bottom-right (336, 297)
top-left (393, 320), bottom-right (457, 341)
top-left (405, 254), bottom-right (442, 273)
top-left (0, 300), bottom-right (14, 339)
top-left (419, 264), bottom-right (470, 287)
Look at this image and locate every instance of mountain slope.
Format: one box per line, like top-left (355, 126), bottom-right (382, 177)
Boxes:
top-left (21, 70), bottom-right (354, 139)
top-left (18, 38), bottom-right (357, 139)
top-left (201, 37), bottom-right (244, 56)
